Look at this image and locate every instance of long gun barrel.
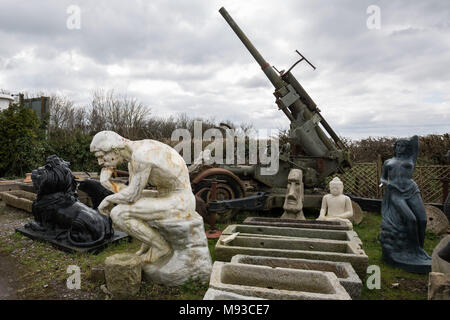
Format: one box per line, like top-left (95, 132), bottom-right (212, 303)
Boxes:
top-left (219, 7), bottom-right (349, 160)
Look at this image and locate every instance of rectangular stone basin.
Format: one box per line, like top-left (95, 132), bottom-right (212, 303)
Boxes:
top-left (0, 190), bottom-right (36, 213)
top-left (203, 288), bottom-right (266, 300)
top-left (209, 262), bottom-right (351, 300)
top-left (243, 217), bottom-right (352, 230)
top-left (230, 255), bottom-right (362, 299)
top-left (215, 235), bottom-right (368, 279)
top-left (222, 224), bottom-right (362, 248)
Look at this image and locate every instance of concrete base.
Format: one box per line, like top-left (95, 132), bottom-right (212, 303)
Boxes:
top-left (243, 217), bottom-right (352, 230)
top-left (222, 224), bottom-right (362, 248)
top-left (203, 288), bottom-right (266, 300)
top-left (214, 234), bottom-right (368, 279)
top-left (209, 262), bottom-right (351, 300)
top-left (16, 226), bottom-right (129, 254)
top-left (142, 217), bottom-right (212, 286)
top-left (231, 255), bottom-right (362, 299)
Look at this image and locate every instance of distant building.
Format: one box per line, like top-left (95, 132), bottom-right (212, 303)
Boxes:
top-left (0, 90), bottom-right (50, 120)
top-left (0, 90), bottom-right (14, 110)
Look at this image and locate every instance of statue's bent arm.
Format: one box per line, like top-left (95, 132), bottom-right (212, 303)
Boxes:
top-left (380, 161), bottom-right (389, 187)
top-left (335, 197), bottom-right (353, 219)
top-left (106, 162), bottom-right (151, 205)
top-left (100, 167), bottom-right (128, 193)
top-left (410, 135), bottom-right (419, 168)
top-left (318, 195), bottom-right (328, 219)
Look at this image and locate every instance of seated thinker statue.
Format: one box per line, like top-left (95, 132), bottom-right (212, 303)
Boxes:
top-left (379, 135), bottom-right (431, 273)
top-left (90, 131), bottom-right (198, 264)
top-left (317, 177), bottom-right (353, 228)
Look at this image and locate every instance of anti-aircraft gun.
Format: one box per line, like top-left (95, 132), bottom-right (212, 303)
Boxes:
top-left (190, 8), bottom-right (352, 220)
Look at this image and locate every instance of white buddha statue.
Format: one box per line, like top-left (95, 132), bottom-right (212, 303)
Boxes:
top-left (317, 177), bottom-right (353, 228)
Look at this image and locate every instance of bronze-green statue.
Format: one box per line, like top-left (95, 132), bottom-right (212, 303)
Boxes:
top-left (379, 135), bottom-right (431, 273)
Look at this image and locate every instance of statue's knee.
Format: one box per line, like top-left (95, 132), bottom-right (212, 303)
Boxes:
top-left (110, 206), bottom-right (129, 223)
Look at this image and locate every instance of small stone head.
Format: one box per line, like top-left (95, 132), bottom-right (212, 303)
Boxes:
top-left (394, 139), bottom-right (412, 158)
top-left (283, 169), bottom-right (303, 213)
top-left (329, 177), bottom-right (344, 196)
top-left (90, 131), bottom-right (128, 168)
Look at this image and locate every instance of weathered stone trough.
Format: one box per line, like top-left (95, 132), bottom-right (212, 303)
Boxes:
top-left (0, 190), bottom-right (36, 213)
top-left (215, 235), bottom-right (368, 279)
top-left (222, 224), bottom-right (362, 248)
top-left (243, 217), bottom-right (352, 230)
top-left (209, 262), bottom-right (351, 300)
top-left (230, 255), bottom-right (362, 299)
top-left (203, 288), bottom-right (266, 300)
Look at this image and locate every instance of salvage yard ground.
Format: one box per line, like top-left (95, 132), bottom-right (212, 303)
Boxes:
top-left (0, 201), bottom-right (441, 300)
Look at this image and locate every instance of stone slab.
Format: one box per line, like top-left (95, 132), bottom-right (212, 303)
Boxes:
top-left (105, 253), bottom-right (142, 297)
top-left (243, 217), bottom-right (352, 230)
top-left (0, 190), bottom-right (36, 213)
top-left (222, 224), bottom-right (363, 248)
top-left (209, 262), bottom-right (351, 300)
top-left (16, 226), bottom-right (130, 254)
top-left (214, 235), bottom-right (368, 279)
top-left (428, 272), bottom-right (450, 300)
top-left (230, 254), bottom-right (362, 299)
top-left (0, 181), bottom-right (22, 193)
top-left (203, 288), bottom-right (266, 300)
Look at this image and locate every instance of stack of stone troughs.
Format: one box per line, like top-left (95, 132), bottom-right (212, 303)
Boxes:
top-left (204, 218), bottom-right (368, 300)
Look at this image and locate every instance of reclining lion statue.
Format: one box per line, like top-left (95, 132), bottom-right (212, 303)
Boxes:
top-left (24, 155), bottom-right (114, 247)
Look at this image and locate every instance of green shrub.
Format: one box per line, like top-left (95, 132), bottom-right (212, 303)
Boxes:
top-left (0, 104), bottom-right (46, 177)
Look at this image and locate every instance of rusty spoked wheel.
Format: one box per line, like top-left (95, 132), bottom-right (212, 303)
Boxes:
top-left (193, 174), bottom-right (245, 223)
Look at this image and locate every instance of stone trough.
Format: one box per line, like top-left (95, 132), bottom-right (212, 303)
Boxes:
top-left (243, 217), bottom-right (352, 230)
top-left (0, 190), bottom-right (36, 213)
top-left (230, 255), bottom-right (362, 299)
top-left (209, 262), bottom-right (351, 300)
top-left (203, 288), bottom-right (266, 300)
top-left (214, 235), bottom-right (368, 279)
top-left (222, 224), bottom-right (362, 248)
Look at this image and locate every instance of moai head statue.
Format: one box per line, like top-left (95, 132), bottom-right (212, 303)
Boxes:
top-left (283, 169), bottom-right (304, 213)
top-left (329, 177), bottom-right (344, 196)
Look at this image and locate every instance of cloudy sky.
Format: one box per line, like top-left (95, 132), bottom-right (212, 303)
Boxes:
top-left (0, 0), bottom-right (448, 139)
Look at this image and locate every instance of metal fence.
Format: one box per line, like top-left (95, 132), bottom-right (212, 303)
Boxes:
top-left (326, 163), bottom-right (450, 204)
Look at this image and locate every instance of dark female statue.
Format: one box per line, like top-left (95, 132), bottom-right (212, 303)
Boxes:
top-left (379, 135), bottom-right (431, 273)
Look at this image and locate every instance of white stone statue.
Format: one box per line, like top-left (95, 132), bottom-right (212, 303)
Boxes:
top-left (90, 131), bottom-right (212, 286)
top-left (280, 169), bottom-right (305, 220)
top-left (317, 177), bottom-right (353, 228)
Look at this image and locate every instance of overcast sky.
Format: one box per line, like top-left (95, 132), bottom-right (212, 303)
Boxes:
top-left (0, 0), bottom-right (448, 139)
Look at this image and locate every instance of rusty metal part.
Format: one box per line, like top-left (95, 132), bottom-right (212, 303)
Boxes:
top-left (191, 167), bottom-right (247, 197)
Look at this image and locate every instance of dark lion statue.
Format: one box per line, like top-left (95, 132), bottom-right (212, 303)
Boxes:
top-left (25, 155), bottom-right (114, 247)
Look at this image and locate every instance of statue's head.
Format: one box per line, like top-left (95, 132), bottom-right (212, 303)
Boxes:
top-left (329, 177), bottom-right (344, 196)
top-left (90, 131), bottom-right (129, 168)
top-left (283, 169), bottom-right (303, 213)
top-left (394, 139), bottom-right (412, 158)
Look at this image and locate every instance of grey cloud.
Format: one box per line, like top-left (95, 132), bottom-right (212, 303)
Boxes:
top-left (0, 0), bottom-right (448, 139)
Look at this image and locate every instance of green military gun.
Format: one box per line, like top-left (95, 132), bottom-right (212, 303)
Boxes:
top-left (219, 7), bottom-right (351, 186)
top-left (191, 8), bottom-right (353, 219)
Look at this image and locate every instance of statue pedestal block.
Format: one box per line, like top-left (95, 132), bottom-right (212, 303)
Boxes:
top-left (382, 249), bottom-right (431, 274)
top-left (16, 226), bottom-right (129, 254)
top-left (142, 217), bottom-right (212, 286)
